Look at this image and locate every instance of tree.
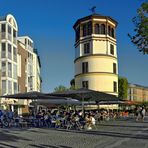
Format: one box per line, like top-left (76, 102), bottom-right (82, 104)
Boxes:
top-left (118, 77), bottom-right (128, 100)
top-left (128, 2), bottom-right (148, 54)
top-left (54, 85), bottom-right (68, 93)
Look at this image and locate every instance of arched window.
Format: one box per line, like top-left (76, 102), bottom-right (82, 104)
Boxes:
top-left (82, 22), bottom-right (92, 36)
top-left (108, 26), bottom-right (111, 36)
top-left (95, 24), bottom-right (100, 34)
top-left (111, 28), bottom-right (115, 38)
top-left (101, 24), bottom-right (105, 34)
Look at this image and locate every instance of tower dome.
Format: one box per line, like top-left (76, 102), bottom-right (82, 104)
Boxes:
top-left (73, 13), bottom-right (118, 96)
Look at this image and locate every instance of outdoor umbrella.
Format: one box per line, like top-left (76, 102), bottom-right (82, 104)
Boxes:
top-left (50, 88), bottom-right (119, 102)
top-left (0, 91), bottom-right (68, 100)
top-left (31, 98), bottom-right (81, 106)
top-left (49, 88), bottom-right (119, 115)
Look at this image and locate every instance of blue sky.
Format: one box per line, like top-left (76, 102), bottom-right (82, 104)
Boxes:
top-left (0, 0), bottom-right (147, 92)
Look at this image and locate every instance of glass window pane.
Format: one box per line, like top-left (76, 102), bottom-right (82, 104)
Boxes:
top-left (13, 82), bottom-right (18, 94)
top-left (1, 43), bottom-right (6, 58)
top-left (2, 62), bottom-right (6, 76)
top-left (8, 80), bottom-right (12, 94)
top-left (2, 80), bottom-right (6, 95)
top-left (13, 47), bottom-right (17, 62)
top-left (8, 44), bottom-right (12, 60)
top-left (13, 64), bottom-right (17, 79)
top-left (1, 24), bottom-right (6, 32)
top-left (8, 62), bottom-right (12, 77)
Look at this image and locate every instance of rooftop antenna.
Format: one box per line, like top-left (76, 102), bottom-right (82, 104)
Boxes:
top-left (89, 6), bottom-right (96, 14)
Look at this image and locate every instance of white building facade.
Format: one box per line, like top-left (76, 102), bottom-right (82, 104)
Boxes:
top-left (0, 14), bottom-right (41, 112)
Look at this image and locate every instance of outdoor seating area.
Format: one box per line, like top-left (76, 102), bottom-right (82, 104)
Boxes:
top-left (0, 89), bottom-right (142, 130)
top-left (0, 108), bottom-right (133, 130)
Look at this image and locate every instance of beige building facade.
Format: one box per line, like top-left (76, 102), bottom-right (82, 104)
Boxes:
top-left (128, 84), bottom-right (148, 102)
top-left (73, 14), bottom-right (118, 96)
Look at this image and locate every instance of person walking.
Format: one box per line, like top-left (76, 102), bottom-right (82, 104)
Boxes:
top-left (141, 106), bottom-right (146, 122)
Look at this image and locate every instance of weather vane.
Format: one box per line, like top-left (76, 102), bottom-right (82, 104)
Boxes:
top-left (89, 6), bottom-right (96, 14)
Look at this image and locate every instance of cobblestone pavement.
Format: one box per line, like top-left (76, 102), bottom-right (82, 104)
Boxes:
top-left (0, 117), bottom-right (148, 148)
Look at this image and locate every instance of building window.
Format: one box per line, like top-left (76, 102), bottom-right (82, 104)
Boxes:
top-left (8, 25), bottom-right (11, 34)
top-left (110, 44), bottom-right (114, 55)
top-left (1, 24), bottom-right (6, 32)
top-left (8, 25), bottom-right (11, 41)
top-left (2, 62), bottom-right (6, 77)
top-left (101, 24), bottom-right (105, 34)
top-left (2, 80), bottom-right (6, 95)
top-left (13, 29), bottom-right (16, 38)
top-left (8, 44), bottom-right (12, 60)
top-left (75, 26), bottom-right (80, 42)
top-left (82, 62), bottom-right (88, 73)
top-left (8, 62), bottom-right (12, 78)
top-left (1, 43), bottom-right (6, 58)
top-left (84, 43), bottom-right (90, 54)
top-left (82, 81), bottom-right (89, 89)
top-left (82, 22), bottom-right (92, 36)
top-left (113, 81), bottom-right (117, 92)
top-left (13, 64), bottom-right (17, 79)
top-left (25, 39), bottom-right (27, 45)
top-left (13, 29), bottom-right (17, 44)
top-left (14, 82), bottom-right (18, 94)
top-left (13, 47), bottom-right (17, 62)
top-left (8, 80), bottom-right (12, 94)
top-left (113, 63), bottom-right (117, 74)
top-left (111, 28), bottom-right (115, 38)
top-left (108, 26), bottom-right (111, 36)
top-left (95, 24), bottom-right (100, 34)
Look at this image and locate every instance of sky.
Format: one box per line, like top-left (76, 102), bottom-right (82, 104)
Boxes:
top-left (0, 0), bottom-right (147, 92)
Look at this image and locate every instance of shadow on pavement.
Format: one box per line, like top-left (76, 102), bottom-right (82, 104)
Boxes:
top-left (54, 128), bottom-right (148, 140)
top-left (98, 123), bottom-right (148, 129)
top-left (0, 130), bottom-right (32, 143)
top-left (0, 142), bottom-right (18, 148)
top-left (30, 144), bottom-right (73, 148)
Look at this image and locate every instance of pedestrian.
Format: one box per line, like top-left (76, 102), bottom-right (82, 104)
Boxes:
top-left (136, 106), bottom-right (142, 121)
top-left (141, 106), bottom-right (146, 122)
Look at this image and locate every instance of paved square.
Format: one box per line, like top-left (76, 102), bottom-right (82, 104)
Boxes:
top-left (0, 117), bottom-right (148, 148)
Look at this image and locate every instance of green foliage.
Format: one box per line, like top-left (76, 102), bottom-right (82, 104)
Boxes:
top-left (54, 85), bottom-right (68, 93)
top-left (128, 2), bottom-right (148, 54)
top-left (118, 77), bottom-right (128, 100)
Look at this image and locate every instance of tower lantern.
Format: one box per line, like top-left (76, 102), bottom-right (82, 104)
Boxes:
top-left (73, 13), bottom-right (118, 96)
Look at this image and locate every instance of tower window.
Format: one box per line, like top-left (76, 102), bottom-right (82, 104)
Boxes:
top-left (95, 24), bottom-right (100, 34)
top-left (82, 62), bottom-right (88, 73)
top-left (111, 28), bottom-right (115, 38)
top-left (101, 24), bottom-right (106, 34)
top-left (113, 63), bottom-right (117, 74)
top-left (82, 22), bottom-right (92, 36)
top-left (108, 26), bottom-right (111, 36)
top-left (110, 44), bottom-right (114, 55)
top-left (113, 81), bottom-right (117, 92)
top-left (75, 26), bottom-right (80, 42)
top-left (84, 43), bottom-right (90, 54)
top-left (82, 81), bottom-right (89, 89)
